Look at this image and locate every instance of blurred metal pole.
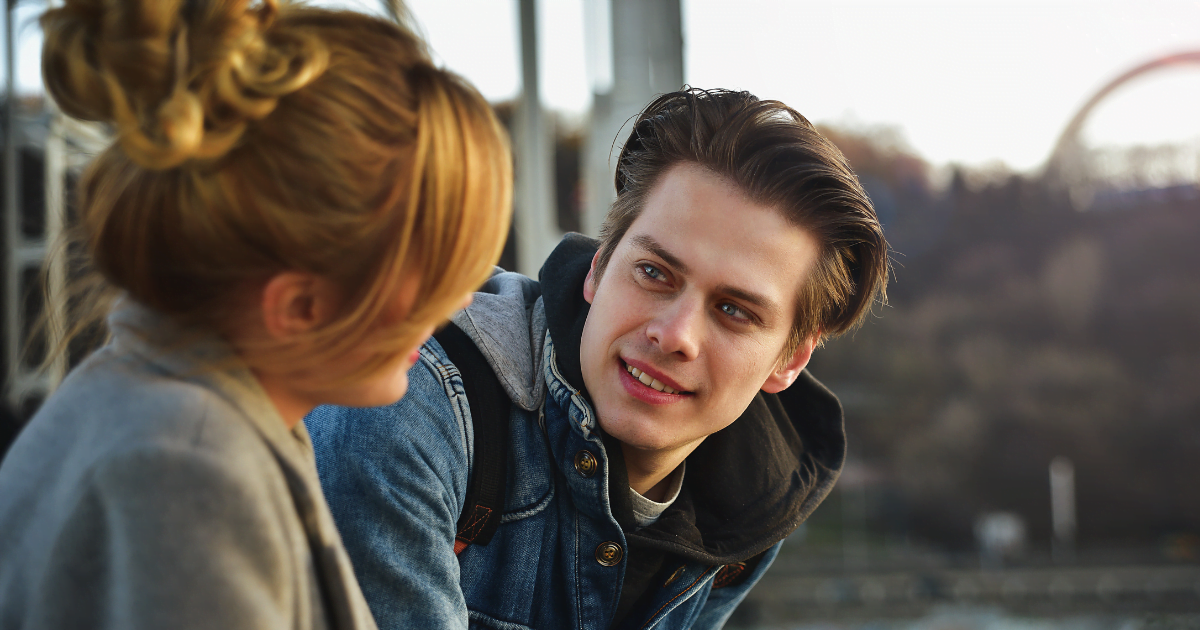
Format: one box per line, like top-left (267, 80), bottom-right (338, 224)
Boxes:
top-left (642, 0), bottom-right (683, 97)
top-left (840, 463), bottom-right (870, 571)
top-left (514, 0), bottom-right (562, 277)
top-left (1050, 456), bottom-right (1077, 563)
top-left (4, 0), bottom-right (20, 405)
top-left (581, 0), bottom-right (682, 236)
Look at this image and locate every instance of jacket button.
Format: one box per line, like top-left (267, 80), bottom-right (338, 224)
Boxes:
top-left (573, 450), bottom-right (598, 477)
top-left (595, 541), bottom-right (623, 566)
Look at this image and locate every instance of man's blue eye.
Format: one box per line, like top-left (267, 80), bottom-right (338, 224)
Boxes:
top-left (720, 303), bottom-right (746, 319)
top-left (642, 264), bottom-right (665, 281)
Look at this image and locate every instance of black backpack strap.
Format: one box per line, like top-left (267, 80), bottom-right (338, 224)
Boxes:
top-left (433, 323), bottom-right (510, 554)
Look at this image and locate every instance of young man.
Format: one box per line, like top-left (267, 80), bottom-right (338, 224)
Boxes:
top-left (308, 88), bottom-right (889, 630)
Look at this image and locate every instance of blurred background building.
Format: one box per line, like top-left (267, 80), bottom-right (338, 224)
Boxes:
top-left (2, 0), bottom-right (1199, 627)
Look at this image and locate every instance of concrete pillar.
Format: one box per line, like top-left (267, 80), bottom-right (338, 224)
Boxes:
top-left (581, 0), bottom-right (683, 237)
top-left (514, 0), bottom-right (563, 277)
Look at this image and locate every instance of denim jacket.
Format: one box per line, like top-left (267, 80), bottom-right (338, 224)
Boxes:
top-left (307, 234), bottom-right (847, 630)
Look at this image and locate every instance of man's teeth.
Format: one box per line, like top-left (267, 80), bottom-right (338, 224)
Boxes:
top-left (625, 363), bottom-right (680, 394)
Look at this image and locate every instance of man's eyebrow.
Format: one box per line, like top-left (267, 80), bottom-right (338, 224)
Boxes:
top-left (630, 233), bottom-right (783, 320)
top-left (629, 234), bottom-right (689, 274)
top-left (717, 284), bottom-right (782, 320)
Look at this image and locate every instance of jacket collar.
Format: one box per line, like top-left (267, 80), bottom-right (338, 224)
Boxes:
top-left (106, 297), bottom-right (317, 470)
top-left (540, 234), bottom-right (847, 565)
top-left (108, 298), bottom-right (374, 629)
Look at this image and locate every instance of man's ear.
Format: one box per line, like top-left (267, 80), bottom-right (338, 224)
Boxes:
top-left (582, 250), bottom-right (601, 304)
top-left (259, 272), bottom-right (339, 341)
top-left (761, 334), bottom-right (819, 394)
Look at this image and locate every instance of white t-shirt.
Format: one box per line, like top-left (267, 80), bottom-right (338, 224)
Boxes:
top-left (629, 462), bottom-right (686, 528)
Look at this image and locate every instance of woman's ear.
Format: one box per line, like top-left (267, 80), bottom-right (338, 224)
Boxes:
top-left (761, 334), bottom-right (819, 394)
top-left (259, 272), bottom-right (339, 340)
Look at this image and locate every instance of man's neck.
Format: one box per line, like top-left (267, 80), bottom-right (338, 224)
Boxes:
top-left (621, 438), bottom-right (704, 502)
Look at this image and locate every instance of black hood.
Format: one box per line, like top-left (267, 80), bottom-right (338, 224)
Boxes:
top-left (540, 233), bottom-right (846, 566)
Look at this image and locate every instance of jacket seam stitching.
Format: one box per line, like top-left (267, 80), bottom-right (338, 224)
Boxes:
top-left (575, 511), bottom-right (583, 630)
top-left (498, 481), bottom-right (555, 523)
top-left (423, 342), bottom-right (474, 508)
top-left (640, 570), bottom-right (710, 629)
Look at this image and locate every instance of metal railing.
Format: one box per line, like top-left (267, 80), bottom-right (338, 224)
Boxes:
top-left (3, 0), bottom-right (108, 410)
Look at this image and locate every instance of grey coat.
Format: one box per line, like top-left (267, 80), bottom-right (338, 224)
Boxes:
top-left (0, 299), bottom-right (377, 630)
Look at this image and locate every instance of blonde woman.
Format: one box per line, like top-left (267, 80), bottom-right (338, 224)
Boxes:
top-left (0, 1), bottom-right (511, 629)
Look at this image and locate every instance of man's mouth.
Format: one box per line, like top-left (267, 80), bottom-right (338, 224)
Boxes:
top-left (624, 362), bottom-right (685, 395)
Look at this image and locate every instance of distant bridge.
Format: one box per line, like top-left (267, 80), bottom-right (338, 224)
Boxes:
top-left (1045, 51), bottom-right (1200, 210)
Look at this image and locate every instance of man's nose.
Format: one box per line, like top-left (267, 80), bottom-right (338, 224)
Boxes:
top-left (646, 296), bottom-right (702, 360)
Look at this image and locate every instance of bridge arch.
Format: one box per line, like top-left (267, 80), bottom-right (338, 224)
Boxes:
top-left (1046, 51), bottom-right (1200, 209)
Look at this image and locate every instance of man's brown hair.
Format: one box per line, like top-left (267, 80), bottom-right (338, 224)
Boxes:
top-left (596, 88), bottom-right (889, 355)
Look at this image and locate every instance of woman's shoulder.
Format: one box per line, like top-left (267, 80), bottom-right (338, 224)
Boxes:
top-left (14, 345), bottom-right (279, 491)
top-left (0, 352), bottom-right (312, 630)
top-left (0, 345), bottom-right (297, 564)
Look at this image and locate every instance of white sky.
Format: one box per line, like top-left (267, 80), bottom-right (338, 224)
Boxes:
top-left (9, 0), bottom-right (1200, 172)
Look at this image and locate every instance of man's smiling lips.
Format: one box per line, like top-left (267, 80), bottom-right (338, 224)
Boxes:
top-left (618, 357), bottom-right (693, 404)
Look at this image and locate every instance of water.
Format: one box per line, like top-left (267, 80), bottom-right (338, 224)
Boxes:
top-left (740, 606), bottom-right (1200, 630)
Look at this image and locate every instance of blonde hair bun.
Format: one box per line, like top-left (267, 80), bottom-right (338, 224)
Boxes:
top-left (41, 0), bottom-right (329, 169)
top-left (43, 3), bottom-right (512, 382)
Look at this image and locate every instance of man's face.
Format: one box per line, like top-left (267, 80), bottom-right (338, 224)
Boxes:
top-left (579, 162), bottom-right (820, 461)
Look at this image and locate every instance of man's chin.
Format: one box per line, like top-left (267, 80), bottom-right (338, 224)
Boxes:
top-left (594, 413), bottom-right (676, 454)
